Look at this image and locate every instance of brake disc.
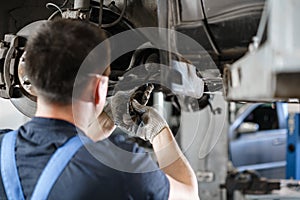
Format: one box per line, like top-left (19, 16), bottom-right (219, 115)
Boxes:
top-left (3, 21), bottom-right (46, 117)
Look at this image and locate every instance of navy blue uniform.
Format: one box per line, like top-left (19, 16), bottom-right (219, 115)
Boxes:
top-left (0, 117), bottom-right (169, 199)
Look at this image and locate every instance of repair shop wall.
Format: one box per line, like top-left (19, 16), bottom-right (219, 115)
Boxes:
top-left (0, 98), bottom-right (29, 129)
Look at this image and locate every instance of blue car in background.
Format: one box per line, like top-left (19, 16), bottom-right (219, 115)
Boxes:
top-left (229, 102), bottom-right (288, 179)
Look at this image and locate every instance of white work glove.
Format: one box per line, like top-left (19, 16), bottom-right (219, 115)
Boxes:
top-left (104, 88), bottom-right (139, 133)
top-left (104, 85), bottom-right (167, 143)
top-left (131, 100), bottom-right (168, 143)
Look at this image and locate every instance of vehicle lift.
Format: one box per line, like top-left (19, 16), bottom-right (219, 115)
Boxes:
top-left (286, 113), bottom-right (300, 180)
top-left (222, 0), bottom-right (300, 198)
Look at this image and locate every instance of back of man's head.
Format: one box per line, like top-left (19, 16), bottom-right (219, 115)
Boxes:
top-left (25, 19), bottom-right (108, 105)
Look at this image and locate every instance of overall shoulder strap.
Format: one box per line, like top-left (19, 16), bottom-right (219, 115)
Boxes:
top-left (1, 130), bottom-right (25, 200)
top-left (31, 135), bottom-right (84, 200)
top-left (1, 130), bottom-right (87, 200)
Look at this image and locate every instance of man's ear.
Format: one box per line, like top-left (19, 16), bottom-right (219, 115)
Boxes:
top-left (94, 76), bottom-right (108, 105)
top-left (94, 79), bottom-right (100, 105)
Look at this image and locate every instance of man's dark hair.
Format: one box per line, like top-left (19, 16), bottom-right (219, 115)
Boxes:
top-left (25, 19), bottom-right (108, 104)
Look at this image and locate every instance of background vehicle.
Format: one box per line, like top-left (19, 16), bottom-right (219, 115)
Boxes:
top-left (229, 102), bottom-right (288, 179)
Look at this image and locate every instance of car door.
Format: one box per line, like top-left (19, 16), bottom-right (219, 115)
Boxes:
top-left (229, 103), bottom-right (287, 179)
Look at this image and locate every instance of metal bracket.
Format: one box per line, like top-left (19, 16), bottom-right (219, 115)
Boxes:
top-left (196, 170), bottom-right (215, 182)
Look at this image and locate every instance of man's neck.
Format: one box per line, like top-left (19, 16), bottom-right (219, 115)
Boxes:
top-left (35, 98), bottom-right (90, 132)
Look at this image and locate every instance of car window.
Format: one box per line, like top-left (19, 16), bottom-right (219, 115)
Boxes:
top-left (244, 104), bottom-right (279, 131)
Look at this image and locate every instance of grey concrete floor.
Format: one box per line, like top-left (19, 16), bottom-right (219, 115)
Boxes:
top-left (0, 98), bottom-right (29, 129)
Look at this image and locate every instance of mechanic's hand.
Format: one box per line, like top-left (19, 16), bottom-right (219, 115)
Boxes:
top-left (131, 100), bottom-right (169, 143)
top-left (103, 88), bottom-right (139, 133)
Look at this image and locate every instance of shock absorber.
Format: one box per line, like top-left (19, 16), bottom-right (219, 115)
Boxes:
top-left (74, 0), bottom-right (90, 9)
